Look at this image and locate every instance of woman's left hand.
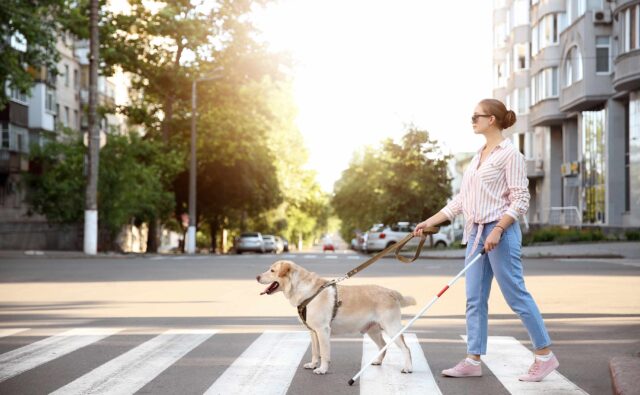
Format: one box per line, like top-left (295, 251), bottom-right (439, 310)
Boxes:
top-left (484, 228), bottom-right (502, 252)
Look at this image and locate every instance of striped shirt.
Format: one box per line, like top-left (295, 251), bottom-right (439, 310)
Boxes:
top-left (440, 138), bottom-right (530, 253)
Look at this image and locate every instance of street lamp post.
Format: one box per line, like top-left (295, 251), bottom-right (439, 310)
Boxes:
top-left (186, 69), bottom-right (223, 254)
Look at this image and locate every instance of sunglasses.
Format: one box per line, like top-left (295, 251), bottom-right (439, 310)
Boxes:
top-left (471, 114), bottom-right (493, 123)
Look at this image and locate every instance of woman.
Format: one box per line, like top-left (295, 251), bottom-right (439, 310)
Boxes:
top-left (413, 99), bottom-right (558, 382)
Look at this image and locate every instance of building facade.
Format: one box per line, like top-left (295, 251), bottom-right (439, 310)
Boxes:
top-left (493, 0), bottom-right (640, 230)
top-left (1, 33), bottom-right (129, 249)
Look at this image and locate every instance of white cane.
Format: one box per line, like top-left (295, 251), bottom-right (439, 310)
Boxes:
top-left (348, 247), bottom-right (487, 386)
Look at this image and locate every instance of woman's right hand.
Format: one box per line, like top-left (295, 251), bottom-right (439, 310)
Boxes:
top-left (413, 220), bottom-right (433, 237)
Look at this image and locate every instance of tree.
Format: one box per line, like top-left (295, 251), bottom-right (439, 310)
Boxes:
top-left (332, 127), bottom-right (452, 242)
top-left (0, 0), bottom-right (86, 109)
top-left (26, 129), bottom-right (182, 250)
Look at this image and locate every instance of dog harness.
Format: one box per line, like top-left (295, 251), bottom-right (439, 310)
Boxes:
top-left (297, 282), bottom-right (342, 331)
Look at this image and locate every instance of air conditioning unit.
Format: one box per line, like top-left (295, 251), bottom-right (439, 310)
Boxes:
top-left (593, 9), bottom-right (612, 24)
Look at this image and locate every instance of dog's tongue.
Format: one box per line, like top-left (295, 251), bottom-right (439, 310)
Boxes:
top-left (260, 281), bottom-right (278, 295)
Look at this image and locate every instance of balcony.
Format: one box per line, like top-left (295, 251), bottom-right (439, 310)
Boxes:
top-left (529, 98), bottom-right (565, 126)
top-left (526, 158), bottom-right (544, 179)
top-left (613, 49), bottom-right (640, 92)
top-left (0, 150), bottom-right (28, 174)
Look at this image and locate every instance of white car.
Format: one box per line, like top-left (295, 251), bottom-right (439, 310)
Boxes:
top-left (235, 232), bottom-right (265, 254)
top-left (262, 235), bottom-right (279, 253)
top-left (365, 222), bottom-right (453, 252)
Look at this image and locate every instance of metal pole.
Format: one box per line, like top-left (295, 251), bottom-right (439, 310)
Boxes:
top-left (348, 248), bottom-right (487, 386)
top-left (84, 0), bottom-right (99, 255)
top-left (187, 79), bottom-right (197, 254)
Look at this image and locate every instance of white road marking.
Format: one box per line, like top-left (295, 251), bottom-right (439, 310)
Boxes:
top-left (361, 333), bottom-right (441, 395)
top-left (558, 258), bottom-right (640, 268)
top-left (463, 335), bottom-right (589, 394)
top-left (0, 328), bottom-right (122, 383)
top-left (51, 329), bottom-right (217, 395)
top-left (204, 330), bottom-right (309, 395)
top-left (325, 255), bottom-right (338, 259)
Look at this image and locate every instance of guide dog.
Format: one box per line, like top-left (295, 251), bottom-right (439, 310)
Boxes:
top-left (256, 260), bottom-right (415, 375)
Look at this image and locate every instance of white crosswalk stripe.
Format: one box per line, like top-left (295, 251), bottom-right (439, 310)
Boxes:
top-left (204, 330), bottom-right (309, 395)
top-left (0, 328), bottom-right (122, 383)
top-left (361, 333), bottom-right (441, 395)
top-left (463, 335), bottom-right (589, 394)
top-left (0, 327), bottom-right (594, 394)
top-left (50, 329), bottom-right (217, 395)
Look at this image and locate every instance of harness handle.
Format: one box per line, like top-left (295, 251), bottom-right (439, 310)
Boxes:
top-left (393, 226), bottom-right (440, 263)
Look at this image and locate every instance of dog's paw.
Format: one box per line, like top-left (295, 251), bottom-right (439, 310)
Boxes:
top-left (304, 362), bottom-right (318, 369)
top-left (401, 368), bottom-right (413, 374)
top-left (313, 367), bottom-right (328, 375)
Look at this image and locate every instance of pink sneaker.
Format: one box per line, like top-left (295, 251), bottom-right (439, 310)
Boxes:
top-left (441, 359), bottom-right (482, 377)
top-left (518, 354), bottom-right (559, 382)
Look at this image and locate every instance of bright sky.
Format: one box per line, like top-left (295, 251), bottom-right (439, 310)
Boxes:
top-left (255, 0), bottom-right (494, 192)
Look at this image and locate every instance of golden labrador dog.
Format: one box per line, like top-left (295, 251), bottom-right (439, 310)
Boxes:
top-left (256, 260), bottom-right (416, 375)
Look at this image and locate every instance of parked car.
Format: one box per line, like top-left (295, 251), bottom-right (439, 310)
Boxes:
top-left (262, 235), bottom-right (278, 253)
top-left (365, 222), bottom-right (453, 252)
top-left (235, 232), bottom-right (265, 254)
top-left (322, 237), bottom-right (335, 252)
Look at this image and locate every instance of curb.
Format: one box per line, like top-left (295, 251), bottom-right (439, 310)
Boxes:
top-left (609, 356), bottom-right (640, 395)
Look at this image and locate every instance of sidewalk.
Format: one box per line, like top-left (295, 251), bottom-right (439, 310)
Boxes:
top-left (1, 241), bottom-right (638, 260)
top-left (412, 241), bottom-right (640, 259)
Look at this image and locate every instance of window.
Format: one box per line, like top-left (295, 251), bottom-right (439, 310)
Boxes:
top-left (495, 62), bottom-right (507, 88)
top-left (64, 64), bottom-right (69, 87)
top-left (565, 57), bottom-right (573, 87)
top-left (582, 109), bottom-right (607, 224)
top-left (45, 86), bottom-right (56, 113)
top-left (9, 86), bottom-right (28, 103)
top-left (514, 43), bottom-right (529, 70)
top-left (1, 122), bottom-right (9, 149)
top-left (517, 88), bottom-right (528, 114)
top-left (64, 106), bottom-right (69, 127)
top-left (596, 36), bottom-right (610, 73)
top-left (532, 13), bottom-right (566, 55)
top-left (494, 23), bottom-right (506, 49)
top-left (532, 67), bottom-right (559, 104)
top-left (566, 0), bottom-right (600, 24)
top-left (74, 110), bottom-right (79, 130)
top-left (564, 47), bottom-right (583, 87)
top-left (512, 0), bottom-right (530, 27)
top-left (623, 5), bottom-right (640, 53)
top-left (74, 69), bottom-right (79, 90)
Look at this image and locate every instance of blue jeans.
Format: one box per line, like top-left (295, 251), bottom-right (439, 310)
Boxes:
top-left (464, 221), bottom-right (552, 355)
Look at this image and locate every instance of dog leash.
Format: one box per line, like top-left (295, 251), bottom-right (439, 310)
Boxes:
top-left (296, 226), bottom-right (440, 328)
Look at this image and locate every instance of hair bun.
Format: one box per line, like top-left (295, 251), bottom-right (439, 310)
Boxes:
top-left (503, 110), bottom-right (517, 129)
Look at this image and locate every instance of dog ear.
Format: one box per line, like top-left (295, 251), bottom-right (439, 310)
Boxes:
top-left (277, 261), bottom-right (291, 277)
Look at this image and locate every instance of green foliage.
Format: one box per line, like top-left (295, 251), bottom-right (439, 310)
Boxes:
top-left (25, 129), bottom-right (182, 243)
top-left (523, 226), bottom-right (605, 244)
top-left (332, 127), bottom-right (452, 242)
top-left (625, 230), bottom-right (640, 241)
top-left (0, 0), bottom-right (89, 110)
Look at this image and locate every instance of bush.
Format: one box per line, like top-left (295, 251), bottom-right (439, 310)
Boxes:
top-left (529, 227), bottom-right (605, 244)
top-left (625, 230), bottom-right (640, 241)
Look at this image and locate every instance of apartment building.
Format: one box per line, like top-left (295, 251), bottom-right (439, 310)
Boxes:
top-left (493, 0), bottom-right (640, 230)
top-left (1, 33), bottom-right (129, 249)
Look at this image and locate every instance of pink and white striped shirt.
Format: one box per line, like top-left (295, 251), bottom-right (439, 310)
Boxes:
top-left (440, 138), bottom-right (530, 253)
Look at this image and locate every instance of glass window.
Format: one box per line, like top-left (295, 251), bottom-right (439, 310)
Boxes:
top-left (518, 88), bottom-right (527, 114)
top-left (64, 64), bottom-right (69, 87)
top-left (565, 57), bottom-right (573, 87)
top-left (628, 91), bottom-right (640, 215)
top-left (1, 122), bottom-right (9, 149)
top-left (64, 106), bottom-right (69, 127)
top-left (45, 86), bottom-right (56, 113)
top-left (512, 0), bottom-right (530, 27)
top-left (514, 43), bottom-right (529, 70)
top-left (581, 109), bottom-right (607, 224)
top-left (596, 36), bottom-right (610, 73)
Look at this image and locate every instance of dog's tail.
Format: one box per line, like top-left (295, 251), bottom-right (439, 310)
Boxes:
top-left (392, 291), bottom-right (416, 307)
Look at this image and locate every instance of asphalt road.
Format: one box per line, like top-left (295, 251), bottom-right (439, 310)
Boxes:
top-left (0, 251), bottom-right (638, 394)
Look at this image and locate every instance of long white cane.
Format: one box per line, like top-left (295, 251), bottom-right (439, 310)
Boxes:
top-left (348, 248), bottom-right (487, 386)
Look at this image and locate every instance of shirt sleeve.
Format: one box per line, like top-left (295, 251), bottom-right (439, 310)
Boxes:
top-left (505, 150), bottom-right (530, 220)
top-left (441, 191), bottom-right (463, 221)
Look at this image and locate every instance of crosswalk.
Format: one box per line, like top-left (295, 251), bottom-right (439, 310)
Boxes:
top-left (0, 328), bottom-right (590, 394)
